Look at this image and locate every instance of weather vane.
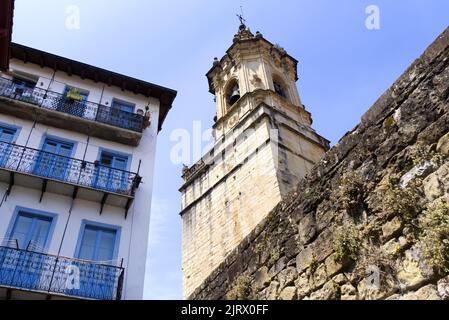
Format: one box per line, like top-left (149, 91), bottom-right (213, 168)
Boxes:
top-left (236, 6), bottom-right (246, 25)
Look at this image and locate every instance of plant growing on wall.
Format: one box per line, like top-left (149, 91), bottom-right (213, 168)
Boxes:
top-left (227, 275), bottom-right (255, 300)
top-left (334, 224), bottom-right (360, 264)
top-left (381, 174), bottom-right (423, 227)
top-left (337, 171), bottom-right (365, 215)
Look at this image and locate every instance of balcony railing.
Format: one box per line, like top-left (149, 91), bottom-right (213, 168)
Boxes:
top-left (0, 77), bottom-right (144, 133)
top-left (0, 244), bottom-right (124, 300)
top-left (0, 141), bottom-right (140, 197)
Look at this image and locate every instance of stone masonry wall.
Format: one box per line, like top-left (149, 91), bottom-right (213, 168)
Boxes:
top-left (189, 27), bottom-right (449, 300)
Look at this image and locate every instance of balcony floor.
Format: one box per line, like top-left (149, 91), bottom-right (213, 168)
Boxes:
top-left (0, 286), bottom-right (76, 300)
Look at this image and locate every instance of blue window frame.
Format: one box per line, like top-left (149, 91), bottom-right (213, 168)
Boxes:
top-left (92, 149), bottom-right (130, 193)
top-left (76, 224), bottom-right (119, 262)
top-left (0, 126), bottom-right (17, 142)
top-left (5, 207), bottom-right (57, 252)
top-left (33, 137), bottom-right (75, 182)
top-left (0, 124), bottom-right (18, 168)
top-left (1, 207), bottom-right (57, 291)
top-left (10, 212), bottom-right (52, 251)
top-left (70, 221), bottom-right (121, 299)
top-left (105, 99), bottom-right (136, 129)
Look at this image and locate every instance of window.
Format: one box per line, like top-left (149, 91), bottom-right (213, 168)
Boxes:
top-left (273, 79), bottom-right (287, 99)
top-left (33, 137), bottom-right (75, 181)
top-left (8, 210), bottom-right (54, 251)
top-left (12, 77), bottom-right (37, 90)
top-left (8, 75), bottom-right (37, 100)
top-left (98, 150), bottom-right (128, 171)
top-left (77, 223), bottom-right (119, 262)
top-left (0, 125), bottom-right (18, 168)
top-left (111, 99), bottom-right (135, 113)
top-left (71, 221), bottom-right (121, 299)
top-left (226, 80), bottom-right (240, 107)
top-left (0, 125), bottom-right (17, 143)
top-left (92, 150), bottom-right (130, 193)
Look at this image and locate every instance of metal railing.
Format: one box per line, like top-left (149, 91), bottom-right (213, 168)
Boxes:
top-left (0, 141), bottom-right (140, 197)
top-left (0, 244), bottom-right (124, 300)
top-left (0, 77), bottom-right (144, 133)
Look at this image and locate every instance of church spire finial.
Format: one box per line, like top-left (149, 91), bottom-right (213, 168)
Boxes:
top-left (234, 6), bottom-right (254, 42)
top-left (236, 6), bottom-right (246, 27)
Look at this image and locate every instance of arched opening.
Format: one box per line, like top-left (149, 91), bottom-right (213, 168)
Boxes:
top-left (226, 79), bottom-right (241, 107)
top-left (272, 76), bottom-right (288, 100)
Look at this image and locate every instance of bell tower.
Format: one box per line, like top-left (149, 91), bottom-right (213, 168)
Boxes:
top-left (180, 22), bottom-right (330, 298)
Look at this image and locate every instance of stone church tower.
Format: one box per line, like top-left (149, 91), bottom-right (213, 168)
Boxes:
top-left (180, 23), bottom-right (330, 298)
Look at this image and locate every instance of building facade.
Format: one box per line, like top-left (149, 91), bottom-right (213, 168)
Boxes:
top-left (180, 24), bottom-right (329, 298)
top-left (0, 2), bottom-right (177, 300)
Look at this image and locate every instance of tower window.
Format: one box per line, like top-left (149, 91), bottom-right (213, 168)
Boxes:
top-left (273, 80), bottom-right (287, 99)
top-left (226, 80), bottom-right (241, 107)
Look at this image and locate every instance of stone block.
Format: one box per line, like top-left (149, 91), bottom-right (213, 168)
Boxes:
top-left (298, 213), bottom-right (317, 245)
top-left (277, 266), bottom-right (298, 290)
top-left (341, 284), bottom-right (357, 300)
top-left (397, 246), bottom-right (434, 290)
top-left (310, 281), bottom-right (340, 300)
top-left (279, 286), bottom-right (297, 300)
top-left (396, 285), bottom-right (440, 300)
top-left (325, 253), bottom-right (344, 277)
top-left (437, 132), bottom-right (449, 155)
top-left (437, 276), bottom-right (449, 300)
top-left (295, 273), bottom-right (311, 299)
top-left (254, 266), bottom-right (270, 290)
top-left (382, 217), bottom-right (403, 240)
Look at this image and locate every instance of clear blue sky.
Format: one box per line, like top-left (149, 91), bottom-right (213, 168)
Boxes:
top-left (12, 0), bottom-right (448, 299)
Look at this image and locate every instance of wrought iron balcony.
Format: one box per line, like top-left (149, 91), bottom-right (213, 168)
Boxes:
top-left (0, 77), bottom-right (145, 135)
top-left (0, 141), bottom-right (140, 196)
top-left (0, 141), bottom-right (140, 216)
top-left (0, 243), bottom-right (124, 300)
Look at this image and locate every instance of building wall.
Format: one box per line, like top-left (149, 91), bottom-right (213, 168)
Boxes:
top-left (181, 117), bottom-right (282, 297)
top-left (181, 99), bottom-right (328, 297)
top-left (0, 61), bottom-right (161, 300)
top-left (181, 31), bottom-right (329, 298)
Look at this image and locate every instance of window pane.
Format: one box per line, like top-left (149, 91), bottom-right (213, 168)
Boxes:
top-left (100, 154), bottom-right (113, 166)
top-left (0, 128), bottom-right (16, 143)
top-left (11, 214), bottom-right (33, 249)
top-left (97, 230), bottom-right (116, 261)
top-left (30, 218), bottom-right (52, 251)
top-left (113, 158), bottom-right (127, 170)
top-left (43, 141), bottom-right (58, 153)
top-left (78, 226), bottom-right (117, 262)
top-left (112, 100), bottom-right (134, 113)
top-left (11, 213), bottom-right (52, 250)
top-left (59, 145), bottom-right (73, 157)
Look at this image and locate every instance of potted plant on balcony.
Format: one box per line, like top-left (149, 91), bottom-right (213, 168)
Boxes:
top-left (143, 111), bottom-right (151, 129)
top-left (65, 88), bottom-right (83, 103)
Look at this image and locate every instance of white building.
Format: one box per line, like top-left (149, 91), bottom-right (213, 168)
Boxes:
top-left (0, 1), bottom-right (177, 300)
